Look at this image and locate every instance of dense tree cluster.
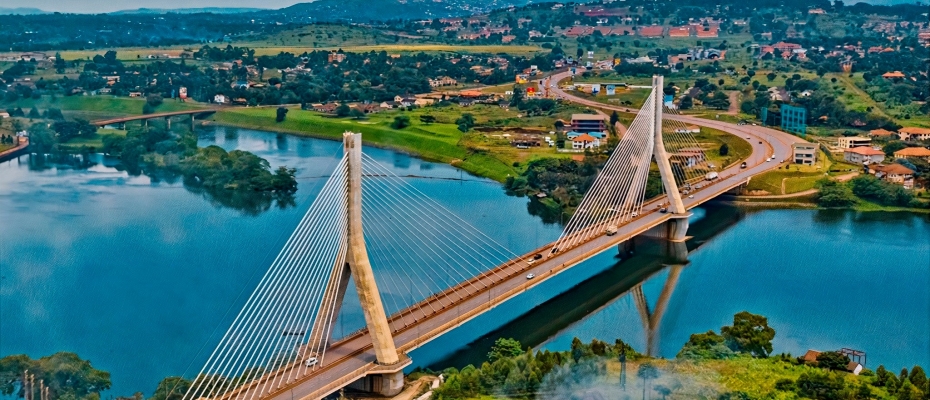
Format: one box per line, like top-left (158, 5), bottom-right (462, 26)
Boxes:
top-left (432, 337), bottom-right (640, 399)
top-left (0, 352), bottom-right (111, 400)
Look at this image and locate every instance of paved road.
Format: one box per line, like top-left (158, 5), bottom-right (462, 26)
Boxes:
top-left (227, 71), bottom-right (808, 400)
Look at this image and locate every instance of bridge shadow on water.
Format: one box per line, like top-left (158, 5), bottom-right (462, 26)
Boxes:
top-left (414, 203), bottom-right (745, 370)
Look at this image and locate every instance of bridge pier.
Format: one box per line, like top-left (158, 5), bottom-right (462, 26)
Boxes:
top-left (617, 238), bottom-right (635, 257)
top-left (664, 216), bottom-right (690, 243)
top-left (346, 371), bottom-right (405, 397)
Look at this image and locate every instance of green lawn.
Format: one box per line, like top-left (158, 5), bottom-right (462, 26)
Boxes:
top-left (59, 128), bottom-right (126, 150)
top-left (213, 105), bottom-right (528, 181)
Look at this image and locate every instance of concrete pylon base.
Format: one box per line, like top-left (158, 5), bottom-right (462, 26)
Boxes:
top-left (376, 371), bottom-right (405, 397)
top-left (665, 216), bottom-right (690, 243)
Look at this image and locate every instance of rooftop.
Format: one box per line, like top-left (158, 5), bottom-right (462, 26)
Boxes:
top-left (894, 147), bottom-right (930, 157)
top-left (571, 114), bottom-right (608, 121)
top-left (872, 163), bottom-right (915, 175)
top-left (845, 146), bottom-right (884, 156)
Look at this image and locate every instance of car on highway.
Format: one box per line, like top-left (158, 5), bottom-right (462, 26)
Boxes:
top-left (526, 273), bottom-right (535, 279)
top-left (605, 226), bottom-right (618, 236)
top-left (660, 208), bottom-right (668, 213)
top-left (766, 158), bottom-right (772, 162)
top-left (631, 212), bottom-right (639, 217)
top-left (305, 357), bottom-right (319, 367)
top-left (759, 140), bottom-right (763, 144)
top-left (741, 162), bottom-right (747, 168)
top-left (526, 258), bottom-right (536, 266)
top-left (533, 253), bottom-right (543, 260)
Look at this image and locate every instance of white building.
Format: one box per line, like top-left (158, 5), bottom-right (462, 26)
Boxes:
top-left (843, 146), bottom-right (885, 165)
top-left (572, 133), bottom-right (600, 149)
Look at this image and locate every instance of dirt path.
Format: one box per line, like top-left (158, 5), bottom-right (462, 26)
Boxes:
top-left (756, 171), bottom-right (860, 198)
top-left (727, 91), bottom-right (740, 115)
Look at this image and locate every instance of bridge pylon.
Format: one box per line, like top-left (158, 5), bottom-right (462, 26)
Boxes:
top-left (304, 132), bottom-right (405, 396)
top-left (651, 75), bottom-right (690, 242)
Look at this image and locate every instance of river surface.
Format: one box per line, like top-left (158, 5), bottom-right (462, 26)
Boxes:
top-left (1, 127), bottom-right (928, 397)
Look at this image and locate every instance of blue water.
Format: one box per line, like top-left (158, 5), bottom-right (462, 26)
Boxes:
top-left (0, 127), bottom-right (563, 396)
top-left (543, 209), bottom-right (930, 371)
top-left (2, 127), bottom-right (928, 398)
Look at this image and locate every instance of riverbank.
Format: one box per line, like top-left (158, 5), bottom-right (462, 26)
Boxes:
top-left (0, 138), bottom-right (29, 162)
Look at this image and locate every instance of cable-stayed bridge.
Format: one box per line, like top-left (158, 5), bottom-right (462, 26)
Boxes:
top-left (180, 76), bottom-right (801, 400)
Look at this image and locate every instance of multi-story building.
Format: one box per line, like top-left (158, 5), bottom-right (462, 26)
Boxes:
top-left (792, 143), bottom-right (818, 165)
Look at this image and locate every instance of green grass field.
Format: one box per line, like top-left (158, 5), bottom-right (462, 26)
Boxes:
top-left (5, 96), bottom-right (207, 121)
top-left (58, 128), bottom-right (126, 150)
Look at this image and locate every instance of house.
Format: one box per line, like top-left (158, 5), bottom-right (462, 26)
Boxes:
top-left (696, 27), bottom-right (719, 38)
top-left (768, 87), bottom-right (790, 102)
top-left (846, 362), bottom-right (864, 376)
top-left (312, 103), bottom-right (339, 113)
top-left (868, 128), bottom-right (896, 138)
top-left (638, 26), bottom-right (664, 38)
top-left (802, 350), bottom-right (821, 363)
top-left (773, 42), bottom-right (802, 52)
top-left (414, 98), bottom-right (435, 107)
top-left (674, 125), bottom-right (700, 134)
top-left (572, 133), bottom-right (600, 149)
top-left (214, 94), bottom-right (228, 104)
top-left (893, 147), bottom-right (930, 161)
top-left (429, 76), bottom-right (458, 87)
top-left (792, 143), bottom-right (818, 165)
top-left (898, 127), bottom-right (930, 141)
top-left (0, 112), bottom-right (9, 118)
top-left (837, 136), bottom-right (871, 149)
top-left (844, 146), bottom-right (885, 165)
top-left (129, 92), bottom-right (143, 97)
top-left (869, 163), bottom-right (915, 189)
top-left (882, 71), bottom-right (905, 79)
top-left (669, 26), bottom-right (691, 37)
top-left (379, 101), bottom-right (401, 109)
top-left (571, 114), bottom-right (608, 133)
top-left (328, 53), bottom-right (346, 63)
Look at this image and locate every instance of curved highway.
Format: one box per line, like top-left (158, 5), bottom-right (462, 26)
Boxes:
top-left (547, 70), bottom-right (807, 204)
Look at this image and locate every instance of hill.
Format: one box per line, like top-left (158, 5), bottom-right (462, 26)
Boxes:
top-left (0, 7), bottom-right (47, 15)
top-left (267, 0), bottom-right (541, 22)
top-left (109, 7), bottom-right (267, 15)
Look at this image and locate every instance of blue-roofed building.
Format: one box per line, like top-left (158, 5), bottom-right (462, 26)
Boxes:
top-left (567, 131), bottom-right (606, 139)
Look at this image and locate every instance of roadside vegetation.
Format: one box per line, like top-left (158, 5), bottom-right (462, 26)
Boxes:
top-left (427, 312), bottom-right (929, 400)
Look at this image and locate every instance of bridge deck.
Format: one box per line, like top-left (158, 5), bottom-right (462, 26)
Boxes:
top-left (216, 70), bottom-right (804, 400)
top-left (92, 109), bottom-right (217, 126)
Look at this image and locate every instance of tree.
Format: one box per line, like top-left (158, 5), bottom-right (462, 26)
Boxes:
top-left (419, 114), bottom-right (436, 124)
top-left (275, 107), bottom-right (288, 122)
top-left (679, 96), bottom-right (694, 110)
top-left (637, 362), bottom-right (660, 399)
top-left (27, 123), bottom-right (56, 153)
top-left (335, 103), bottom-right (350, 117)
top-left (487, 338), bottom-right (523, 363)
top-left (677, 330), bottom-right (736, 360)
top-left (815, 351), bottom-right (849, 371)
top-left (815, 179), bottom-right (856, 207)
top-left (0, 352), bottom-right (111, 399)
top-left (455, 113), bottom-right (475, 129)
top-left (150, 377), bottom-right (191, 400)
top-left (349, 108), bottom-right (366, 119)
top-left (720, 311), bottom-right (776, 357)
top-left (391, 115), bottom-right (411, 129)
top-left (28, 106), bottom-right (40, 119)
top-left (719, 143), bottom-right (729, 156)
top-left (766, 72), bottom-right (776, 81)
top-left (882, 141), bottom-right (907, 156)
top-left (146, 94), bottom-right (164, 108)
top-left (609, 111), bottom-right (619, 126)
top-left (795, 371), bottom-right (846, 400)
top-left (510, 86), bottom-right (525, 108)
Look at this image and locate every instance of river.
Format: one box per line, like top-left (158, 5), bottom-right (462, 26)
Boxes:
top-left (1, 127), bottom-right (927, 397)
